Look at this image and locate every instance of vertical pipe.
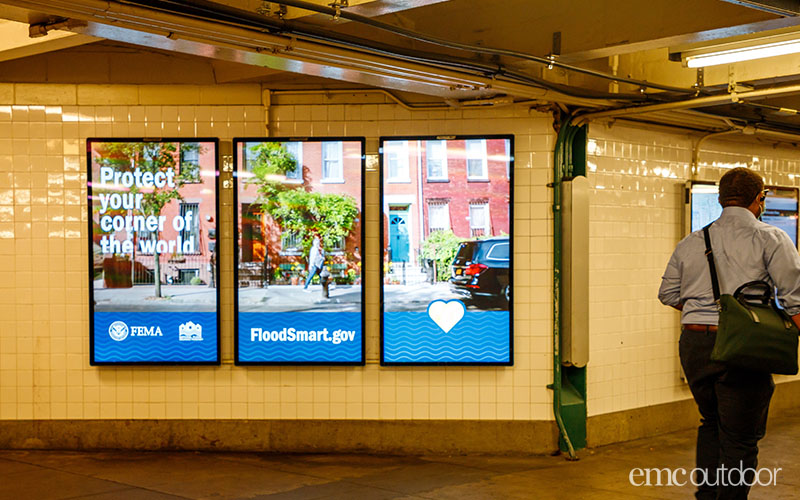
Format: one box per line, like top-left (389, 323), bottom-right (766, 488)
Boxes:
top-left (553, 117), bottom-right (577, 459)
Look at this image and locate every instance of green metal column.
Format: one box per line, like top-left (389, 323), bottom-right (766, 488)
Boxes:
top-left (551, 119), bottom-right (588, 458)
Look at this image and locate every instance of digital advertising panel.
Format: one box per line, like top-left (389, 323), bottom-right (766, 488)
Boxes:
top-left (762, 186), bottom-right (799, 247)
top-left (689, 182), bottom-right (799, 246)
top-left (234, 138), bottom-right (365, 365)
top-left (380, 136), bottom-right (513, 365)
top-left (689, 182), bottom-right (722, 233)
top-left (88, 138), bottom-right (220, 365)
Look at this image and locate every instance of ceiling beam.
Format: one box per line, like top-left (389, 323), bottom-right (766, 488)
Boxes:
top-left (720, 0), bottom-right (800, 16)
top-left (0, 19), bottom-right (99, 62)
top-left (0, 0), bottom-right (615, 104)
top-left (560, 15), bottom-right (800, 62)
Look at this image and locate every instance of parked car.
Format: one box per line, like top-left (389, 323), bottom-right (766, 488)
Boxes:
top-left (449, 236), bottom-right (510, 306)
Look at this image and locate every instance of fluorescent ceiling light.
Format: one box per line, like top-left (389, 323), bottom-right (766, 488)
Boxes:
top-left (673, 29), bottom-right (800, 68)
top-left (686, 39), bottom-right (800, 67)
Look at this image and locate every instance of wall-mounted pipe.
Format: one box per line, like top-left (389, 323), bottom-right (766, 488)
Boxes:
top-left (691, 128), bottom-right (744, 179)
top-left (270, 89), bottom-right (518, 111)
top-left (270, 88), bottom-right (453, 111)
top-left (574, 82), bottom-right (800, 125)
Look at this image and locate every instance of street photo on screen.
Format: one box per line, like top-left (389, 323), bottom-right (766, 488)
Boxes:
top-left (381, 136), bottom-right (513, 365)
top-left (88, 139), bottom-right (219, 364)
top-left (234, 138), bottom-right (364, 364)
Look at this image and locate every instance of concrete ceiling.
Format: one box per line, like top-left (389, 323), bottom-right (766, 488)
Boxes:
top-left (3, 1), bottom-right (800, 131)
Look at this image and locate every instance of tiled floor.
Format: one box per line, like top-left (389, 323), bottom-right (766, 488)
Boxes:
top-left (2, 410), bottom-right (800, 499)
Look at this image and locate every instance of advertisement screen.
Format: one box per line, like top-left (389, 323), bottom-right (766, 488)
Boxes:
top-left (234, 138), bottom-right (365, 364)
top-left (690, 183), bottom-right (722, 232)
top-left (380, 136), bottom-right (513, 365)
top-left (690, 183), bottom-right (798, 246)
top-left (762, 186), bottom-right (799, 247)
top-left (88, 139), bottom-right (220, 364)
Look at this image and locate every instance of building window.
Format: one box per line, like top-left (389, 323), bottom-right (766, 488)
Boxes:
top-left (244, 142), bottom-right (258, 172)
top-left (180, 143), bottom-right (201, 183)
top-left (385, 141), bottom-right (410, 182)
top-left (466, 139), bottom-right (488, 180)
top-left (426, 140), bottom-right (447, 181)
top-left (427, 201), bottom-right (450, 234)
top-left (180, 203), bottom-right (200, 254)
top-left (280, 230), bottom-right (303, 255)
top-left (284, 141), bottom-right (302, 180)
top-left (322, 141), bottom-right (344, 182)
top-left (330, 235), bottom-right (346, 254)
top-left (469, 203), bottom-right (491, 237)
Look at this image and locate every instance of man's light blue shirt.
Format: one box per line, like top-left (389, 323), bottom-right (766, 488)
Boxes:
top-left (659, 206), bottom-right (800, 324)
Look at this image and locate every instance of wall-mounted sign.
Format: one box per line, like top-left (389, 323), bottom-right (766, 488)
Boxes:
top-left (234, 138), bottom-right (365, 364)
top-left (380, 136), bottom-right (514, 365)
top-left (88, 138), bottom-right (220, 364)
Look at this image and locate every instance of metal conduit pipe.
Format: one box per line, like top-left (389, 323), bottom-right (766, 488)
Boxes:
top-left (551, 119), bottom-right (579, 460)
top-left (691, 128), bottom-right (746, 179)
top-left (270, 89), bottom-right (518, 111)
top-left (270, 89), bottom-right (453, 111)
top-left (574, 82), bottom-right (800, 125)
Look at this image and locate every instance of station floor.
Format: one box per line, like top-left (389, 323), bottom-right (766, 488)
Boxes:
top-left (2, 410), bottom-right (800, 499)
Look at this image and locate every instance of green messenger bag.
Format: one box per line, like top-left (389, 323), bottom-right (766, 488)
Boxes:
top-left (712, 281), bottom-right (799, 375)
top-left (703, 224), bottom-right (799, 375)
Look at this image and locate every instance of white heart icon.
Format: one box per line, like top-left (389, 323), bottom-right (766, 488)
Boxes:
top-left (427, 300), bottom-right (466, 333)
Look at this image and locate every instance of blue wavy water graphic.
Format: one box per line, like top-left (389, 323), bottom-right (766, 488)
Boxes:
top-left (238, 312), bottom-right (362, 363)
top-left (94, 312), bottom-right (218, 362)
top-left (383, 311), bottom-right (510, 363)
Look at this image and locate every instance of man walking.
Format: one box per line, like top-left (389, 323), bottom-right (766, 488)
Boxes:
top-left (659, 167), bottom-right (800, 499)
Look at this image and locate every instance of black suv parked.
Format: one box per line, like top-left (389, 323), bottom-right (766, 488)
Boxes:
top-left (449, 236), bottom-right (510, 307)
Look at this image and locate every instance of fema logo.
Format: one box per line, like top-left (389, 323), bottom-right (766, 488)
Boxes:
top-left (108, 321), bottom-right (129, 342)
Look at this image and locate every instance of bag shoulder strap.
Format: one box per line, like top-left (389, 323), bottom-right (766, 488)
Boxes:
top-left (702, 223), bottom-right (721, 301)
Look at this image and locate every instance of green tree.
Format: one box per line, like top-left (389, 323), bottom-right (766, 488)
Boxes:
top-left (245, 141), bottom-right (299, 213)
top-left (94, 142), bottom-right (202, 297)
top-left (270, 189), bottom-right (359, 254)
top-left (245, 142), bottom-right (359, 259)
top-left (421, 230), bottom-right (464, 282)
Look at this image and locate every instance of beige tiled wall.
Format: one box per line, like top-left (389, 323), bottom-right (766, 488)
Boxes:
top-left (0, 84), bottom-right (556, 421)
top-left (587, 123), bottom-right (800, 416)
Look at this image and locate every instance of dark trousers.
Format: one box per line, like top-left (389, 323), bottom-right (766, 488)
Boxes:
top-left (679, 329), bottom-right (774, 500)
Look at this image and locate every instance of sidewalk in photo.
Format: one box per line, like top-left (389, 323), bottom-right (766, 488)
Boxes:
top-left (94, 285), bottom-right (218, 312)
top-left (2, 408), bottom-right (799, 499)
top-left (238, 284), bottom-right (362, 312)
top-left (95, 284), bottom-right (364, 313)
